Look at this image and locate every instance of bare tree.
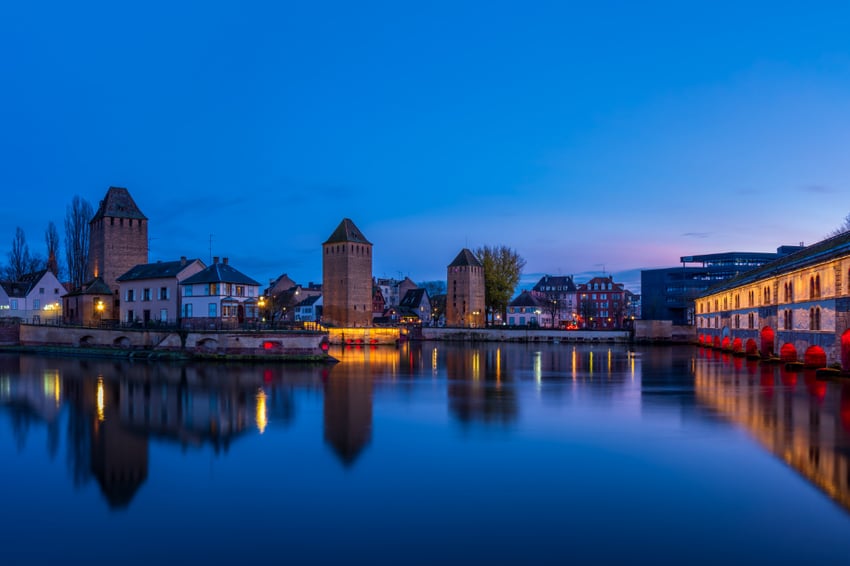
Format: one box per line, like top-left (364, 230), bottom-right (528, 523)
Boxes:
top-left (45, 221), bottom-right (60, 276)
top-left (64, 196), bottom-right (93, 289)
top-left (6, 227), bottom-right (31, 280)
top-left (826, 213), bottom-right (850, 238)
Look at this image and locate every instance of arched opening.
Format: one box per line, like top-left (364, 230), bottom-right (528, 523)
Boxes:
top-left (113, 336), bottom-right (130, 348)
top-left (731, 337), bottom-right (743, 353)
top-left (804, 345), bottom-right (827, 368)
top-left (197, 338), bottom-right (218, 352)
top-left (841, 330), bottom-right (850, 371)
top-left (721, 336), bottom-right (731, 350)
top-left (745, 339), bottom-right (758, 356)
top-left (779, 343), bottom-right (797, 363)
top-left (713, 336), bottom-right (721, 348)
top-left (760, 326), bottom-right (775, 357)
top-left (79, 335), bottom-right (94, 347)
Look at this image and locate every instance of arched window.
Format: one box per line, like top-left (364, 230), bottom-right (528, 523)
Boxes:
top-left (815, 307), bottom-right (821, 330)
top-left (810, 276), bottom-right (816, 299)
top-left (816, 275), bottom-right (821, 298)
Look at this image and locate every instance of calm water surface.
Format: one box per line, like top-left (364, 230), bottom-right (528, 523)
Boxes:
top-left (2, 343), bottom-right (850, 564)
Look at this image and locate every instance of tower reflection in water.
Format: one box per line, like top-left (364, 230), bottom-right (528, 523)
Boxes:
top-left (0, 354), bottom-right (314, 509)
top-left (694, 348), bottom-right (850, 512)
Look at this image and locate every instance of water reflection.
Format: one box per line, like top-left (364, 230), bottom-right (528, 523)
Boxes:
top-left (694, 348), bottom-right (850, 512)
top-left (3, 344), bottom-right (850, 523)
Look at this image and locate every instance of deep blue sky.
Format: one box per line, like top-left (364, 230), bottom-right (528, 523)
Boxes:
top-left (3, 1), bottom-right (850, 291)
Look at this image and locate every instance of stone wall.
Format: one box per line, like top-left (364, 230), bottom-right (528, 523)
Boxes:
top-left (421, 327), bottom-right (630, 342)
top-left (17, 324), bottom-right (328, 358)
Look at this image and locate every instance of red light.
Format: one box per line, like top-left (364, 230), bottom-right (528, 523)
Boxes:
top-left (263, 341), bottom-right (274, 350)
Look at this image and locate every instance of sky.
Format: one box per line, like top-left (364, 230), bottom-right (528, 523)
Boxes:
top-left (2, 1), bottom-right (850, 293)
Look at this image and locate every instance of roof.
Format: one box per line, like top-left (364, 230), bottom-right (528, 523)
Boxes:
top-left (117, 259), bottom-right (202, 282)
top-left (448, 248), bottom-right (482, 268)
top-left (91, 187), bottom-right (147, 221)
top-left (64, 277), bottom-right (113, 297)
top-left (533, 275), bottom-right (576, 292)
top-left (323, 218), bottom-right (371, 245)
top-left (509, 290), bottom-right (543, 308)
top-left (1, 270), bottom-right (53, 298)
top-left (180, 262), bottom-right (260, 286)
top-left (699, 232), bottom-right (850, 296)
top-left (400, 288), bottom-right (429, 307)
top-left (295, 294), bottom-right (322, 308)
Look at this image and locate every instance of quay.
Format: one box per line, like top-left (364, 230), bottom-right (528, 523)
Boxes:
top-left (0, 322), bottom-right (333, 362)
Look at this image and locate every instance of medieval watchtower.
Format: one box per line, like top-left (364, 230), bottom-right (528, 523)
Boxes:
top-left (86, 186), bottom-right (148, 294)
top-left (446, 248), bottom-right (485, 327)
top-left (322, 218), bottom-right (373, 327)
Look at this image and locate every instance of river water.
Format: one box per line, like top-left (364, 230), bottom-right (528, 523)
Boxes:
top-left (1, 343), bottom-right (849, 564)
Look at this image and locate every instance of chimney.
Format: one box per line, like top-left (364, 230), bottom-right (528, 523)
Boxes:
top-left (213, 256), bottom-right (219, 264)
top-left (223, 257), bottom-right (229, 265)
top-left (180, 256), bottom-right (187, 266)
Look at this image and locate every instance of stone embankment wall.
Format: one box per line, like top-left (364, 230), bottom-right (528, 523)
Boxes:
top-left (326, 327), bottom-right (401, 345)
top-left (420, 327), bottom-right (631, 342)
top-left (633, 321), bottom-right (696, 343)
top-left (18, 324), bottom-right (328, 358)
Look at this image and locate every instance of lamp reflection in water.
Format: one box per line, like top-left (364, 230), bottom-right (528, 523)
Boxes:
top-left (96, 376), bottom-right (105, 422)
top-left (255, 388), bottom-right (267, 434)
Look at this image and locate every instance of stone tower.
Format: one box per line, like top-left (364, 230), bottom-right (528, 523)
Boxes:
top-left (446, 248), bottom-right (485, 327)
top-left (322, 218), bottom-right (373, 327)
top-left (86, 187), bottom-right (148, 294)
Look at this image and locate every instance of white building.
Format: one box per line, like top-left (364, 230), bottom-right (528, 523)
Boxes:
top-left (179, 257), bottom-right (261, 328)
top-left (0, 270), bottom-right (65, 323)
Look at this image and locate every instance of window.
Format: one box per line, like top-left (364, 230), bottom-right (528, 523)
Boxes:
top-left (160, 309), bottom-right (168, 322)
top-left (734, 314), bottom-right (740, 329)
top-left (208, 303), bottom-right (217, 317)
top-left (39, 287), bottom-right (44, 294)
top-left (127, 309), bottom-right (134, 322)
top-left (10, 299), bottom-right (17, 310)
top-left (159, 287), bottom-right (169, 300)
top-left (54, 288), bottom-right (59, 294)
top-left (184, 286), bottom-right (193, 297)
top-left (126, 289), bottom-right (135, 302)
top-left (33, 299), bottom-right (40, 309)
top-left (235, 285), bottom-right (245, 297)
top-left (142, 288), bottom-right (151, 301)
top-left (183, 303), bottom-right (193, 318)
top-left (208, 283), bottom-right (218, 295)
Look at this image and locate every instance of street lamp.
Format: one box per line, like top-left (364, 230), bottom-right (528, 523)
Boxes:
top-left (95, 299), bottom-right (104, 325)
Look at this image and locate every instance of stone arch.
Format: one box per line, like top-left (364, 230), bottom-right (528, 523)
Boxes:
top-left (713, 336), bottom-right (721, 348)
top-left (731, 337), bottom-right (743, 353)
top-left (779, 343), bottom-right (797, 363)
top-left (79, 335), bottom-right (95, 347)
top-left (721, 336), bottom-right (731, 350)
top-left (197, 338), bottom-right (218, 352)
top-left (113, 336), bottom-right (130, 348)
top-left (841, 330), bottom-right (850, 371)
top-left (804, 345), bottom-right (827, 368)
top-left (760, 326), bottom-right (775, 357)
top-left (745, 339), bottom-right (758, 356)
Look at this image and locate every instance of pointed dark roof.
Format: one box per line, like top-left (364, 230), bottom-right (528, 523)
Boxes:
top-left (400, 288), bottom-right (429, 308)
top-left (509, 290), bottom-right (543, 308)
top-left (1, 270), bottom-right (54, 297)
top-left (64, 277), bottom-right (113, 297)
top-left (533, 275), bottom-right (577, 293)
top-left (91, 187), bottom-right (147, 221)
top-left (323, 218), bottom-right (371, 245)
top-left (117, 259), bottom-right (202, 282)
top-left (180, 262), bottom-right (260, 286)
top-left (448, 248), bottom-right (482, 268)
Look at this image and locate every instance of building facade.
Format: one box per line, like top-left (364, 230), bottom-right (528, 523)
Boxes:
top-left (576, 276), bottom-right (627, 329)
top-left (62, 277), bottom-right (114, 326)
top-left (322, 218), bottom-right (373, 327)
top-left (116, 257), bottom-right (205, 325)
top-left (446, 248), bottom-right (485, 328)
top-left (507, 290), bottom-right (548, 327)
top-left (86, 186), bottom-right (149, 299)
top-left (641, 247), bottom-right (804, 325)
top-left (695, 232), bottom-right (850, 368)
top-left (0, 270), bottom-right (65, 323)
top-left (531, 275), bottom-right (577, 328)
top-left (179, 257), bottom-right (261, 329)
